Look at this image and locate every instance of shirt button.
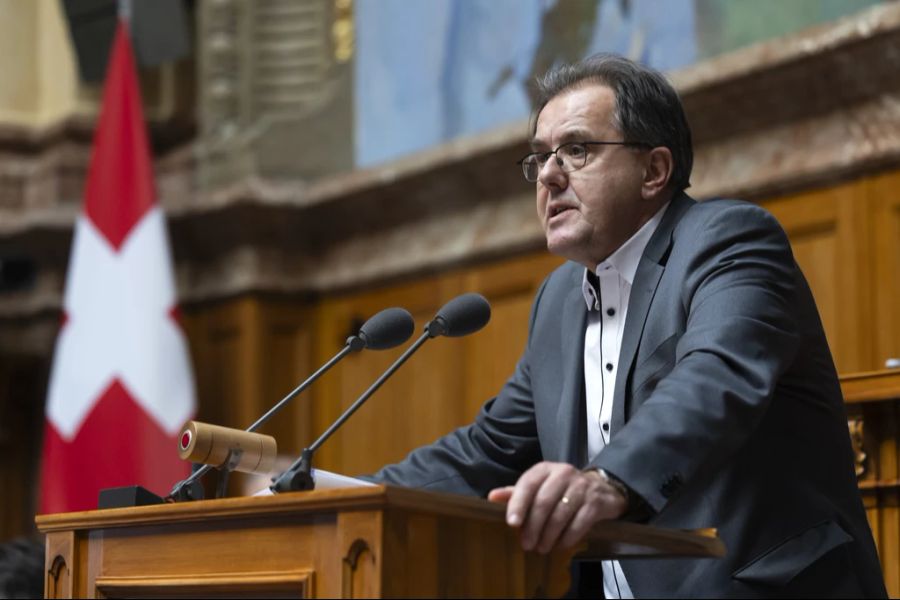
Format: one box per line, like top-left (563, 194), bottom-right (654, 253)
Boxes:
top-left (602, 422), bottom-right (610, 431)
top-left (606, 363), bottom-right (614, 371)
top-left (606, 307), bottom-right (615, 317)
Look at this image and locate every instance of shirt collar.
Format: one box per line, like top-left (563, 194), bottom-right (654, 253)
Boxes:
top-left (581, 200), bottom-right (670, 310)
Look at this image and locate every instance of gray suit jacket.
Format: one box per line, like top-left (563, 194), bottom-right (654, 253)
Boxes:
top-left (370, 193), bottom-right (886, 598)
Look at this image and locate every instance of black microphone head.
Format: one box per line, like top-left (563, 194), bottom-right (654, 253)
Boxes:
top-left (427, 293), bottom-right (491, 338)
top-left (355, 307), bottom-right (415, 350)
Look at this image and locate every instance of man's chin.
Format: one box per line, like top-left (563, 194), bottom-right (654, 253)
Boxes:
top-left (545, 237), bottom-right (587, 265)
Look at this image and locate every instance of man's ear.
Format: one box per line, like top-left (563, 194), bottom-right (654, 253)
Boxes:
top-left (642, 147), bottom-right (674, 199)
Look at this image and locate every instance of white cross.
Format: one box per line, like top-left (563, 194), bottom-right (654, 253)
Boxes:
top-left (46, 207), bottom-right (195, 440)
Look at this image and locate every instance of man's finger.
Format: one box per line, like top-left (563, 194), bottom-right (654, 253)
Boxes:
top-left (505, 463), bottom-right (551, 527)
top-left (554, 477), bottom-right (628, 550)
top-left (487, 486), bottom-right (514, 504)
top-left (517, 467), bottom-right (575, 550)
top-left (535, 486), bottom-right (581, 553)
top-left (555, 500), bottom-right (599, 550)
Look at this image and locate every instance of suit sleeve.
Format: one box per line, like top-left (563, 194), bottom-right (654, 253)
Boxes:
top-left (365, 276), bottom-right (552, 496)
top-left (593, 203), bottom-right (803, 512)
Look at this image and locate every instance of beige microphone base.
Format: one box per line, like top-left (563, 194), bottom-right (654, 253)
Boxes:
top-left (178, 420), bottom-right (277, 474)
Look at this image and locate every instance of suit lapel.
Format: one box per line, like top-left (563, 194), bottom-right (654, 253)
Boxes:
top-left (555, 268), bottom-right (589, 466)
top-left (610, 193), bottom-right (694, 435)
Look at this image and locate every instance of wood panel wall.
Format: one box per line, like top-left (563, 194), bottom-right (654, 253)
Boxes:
top-left (180, 297), bottom-right (315, 495)
top-left (759, 179), bottom-right (875, 373)
top-left (757, 169), bottom-right (900, 374)
top-left (309, 253), bottom-right (562, 476)
top-left (871, 171), bottom-right (900, 369)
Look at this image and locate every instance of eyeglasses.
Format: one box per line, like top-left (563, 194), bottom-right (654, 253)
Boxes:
top-left (517, 141), bottom-right (651, 182)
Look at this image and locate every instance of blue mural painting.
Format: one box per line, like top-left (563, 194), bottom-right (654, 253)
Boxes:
top-left (354, 0), bottom-right (696, 168)
top-left (353, 0), bottom-right (881, 169)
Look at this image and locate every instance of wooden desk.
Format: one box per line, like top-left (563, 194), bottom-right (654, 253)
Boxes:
top-left (842, 369), bottom-right (900, 405)
top-left (36, 485), bottom-right (723, 598)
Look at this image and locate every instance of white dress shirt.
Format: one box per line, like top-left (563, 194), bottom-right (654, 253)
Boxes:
top-left (581, 201), bottom-right (669, 599)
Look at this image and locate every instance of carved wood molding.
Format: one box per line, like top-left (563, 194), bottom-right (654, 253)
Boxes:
top-left (44, 531), bottom-right (75, 599)
top-left (94, 570), bottom-right (313, 599)
top-left (341, 538), bottom-right (371, 599)
top-left (46, 553), bottom-right (68, 600)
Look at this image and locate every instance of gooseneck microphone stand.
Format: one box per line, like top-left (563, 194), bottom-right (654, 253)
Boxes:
top-left (168, 343), bottom-right (359, 501)
top-left (270, 332), bottom-right (431, 493)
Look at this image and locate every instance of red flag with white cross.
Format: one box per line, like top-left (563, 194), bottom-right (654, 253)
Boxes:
top-left (39, 21), bottom-right (195, 514)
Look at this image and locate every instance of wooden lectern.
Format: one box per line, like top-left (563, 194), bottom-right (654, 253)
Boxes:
top-left (36, 485), bottom-right (724, 598)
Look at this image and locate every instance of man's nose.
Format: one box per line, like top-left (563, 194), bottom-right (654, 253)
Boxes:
top-left (538, 155), bottom-right (568, 190)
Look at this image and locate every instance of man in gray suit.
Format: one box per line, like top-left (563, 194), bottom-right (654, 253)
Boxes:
top-left (370, 54), bottom-right (886, 598)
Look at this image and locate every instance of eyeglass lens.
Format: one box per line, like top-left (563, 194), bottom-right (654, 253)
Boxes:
top-left (522, 144), bottom-right (586, 181)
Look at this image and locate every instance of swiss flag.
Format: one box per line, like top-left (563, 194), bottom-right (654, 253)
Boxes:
top-left (39, 22), bottom-right (195, 514)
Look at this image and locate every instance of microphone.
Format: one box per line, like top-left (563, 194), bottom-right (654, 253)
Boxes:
top-left (348, 306), bottom-right (416, 351)
top-left (425, 292), bottom-right (492, 338)
top-left (270, 293), bottom-right (491, 493)
top-left (166, 306), bottom-right (415, 502)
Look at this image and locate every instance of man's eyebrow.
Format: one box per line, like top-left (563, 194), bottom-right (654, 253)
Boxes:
top-left (529, 128), bottom-right (596, 151)
top-left (559, 128), bottom-right (594, 142)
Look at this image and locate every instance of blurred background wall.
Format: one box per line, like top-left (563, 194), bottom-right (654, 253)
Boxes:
top-left (1, 0), bottom-right (900, 591)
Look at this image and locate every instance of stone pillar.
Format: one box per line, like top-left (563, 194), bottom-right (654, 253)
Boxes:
top-left (195, 0), bottom-right (354, 187)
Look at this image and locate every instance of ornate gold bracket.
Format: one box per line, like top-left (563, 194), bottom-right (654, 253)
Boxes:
top-left (848, 417), bottom-right (867, 478)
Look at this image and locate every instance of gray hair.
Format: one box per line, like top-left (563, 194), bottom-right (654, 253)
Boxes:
top-left (532, 53), bottom-right (693, 192)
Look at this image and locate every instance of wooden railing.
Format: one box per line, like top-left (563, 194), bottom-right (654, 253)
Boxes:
top-left (841, 369), bottom-right (900, 596)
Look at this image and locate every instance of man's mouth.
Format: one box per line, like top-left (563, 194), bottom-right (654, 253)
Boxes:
top-left (549, 204), bottom-right (575, 219)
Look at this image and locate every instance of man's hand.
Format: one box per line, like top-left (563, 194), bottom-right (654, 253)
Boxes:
top-left (487, 461), bottom-right (628, 554)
